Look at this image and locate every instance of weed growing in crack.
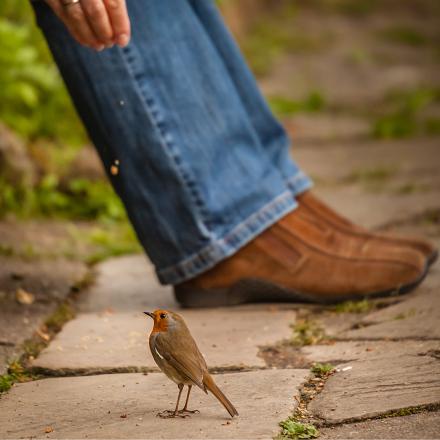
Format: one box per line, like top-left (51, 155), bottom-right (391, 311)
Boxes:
top-left (0, 361), bottom-right (35, 394)
top-left (276, 418), bottom-right (319, 440)
top-left (332, 299), bottom-right (375, 314)
top-left (291, 319), bottom-right (327, 346)
top-left (275, 363), bottom-right (335, 439)
top-left (311, 363), bottom-right (335, 377)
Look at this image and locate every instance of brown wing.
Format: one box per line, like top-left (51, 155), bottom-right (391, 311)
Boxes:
top-left (155, 328), bottom-right (208, 392)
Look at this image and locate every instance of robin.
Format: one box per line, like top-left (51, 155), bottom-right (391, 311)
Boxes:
top-left (144, 310), bottom-right (239, 418)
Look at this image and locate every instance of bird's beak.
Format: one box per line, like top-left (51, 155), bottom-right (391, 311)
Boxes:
top-left (143, 311), bottom-right (154, 319)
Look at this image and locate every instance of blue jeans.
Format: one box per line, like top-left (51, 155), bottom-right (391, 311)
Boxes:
top-left (31, 0), bottom-right (312, 285)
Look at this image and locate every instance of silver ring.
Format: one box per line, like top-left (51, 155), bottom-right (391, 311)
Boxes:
top-left (61, 0), bottom-right (81, 7)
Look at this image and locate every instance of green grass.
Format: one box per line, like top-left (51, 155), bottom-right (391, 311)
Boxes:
top-left (277, 418), bottom-right (319, 440)
top-left (372, 87), bottom-right (440, 139)
top-left (268, 92), bottom-right (326, 117)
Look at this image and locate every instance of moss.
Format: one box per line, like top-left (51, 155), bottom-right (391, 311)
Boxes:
top-left (333, 299), bottom-right (375, 314)
top-left (291, 319), bottom-right (327, 347)
top-left (379, 26), bottom-right (428, 46)
top-left (0, 360), bottom-right (35, 394)
top-left (45, 303), bottom-right (75, 333)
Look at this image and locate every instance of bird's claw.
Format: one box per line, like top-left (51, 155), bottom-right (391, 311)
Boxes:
top-left (156, 410), bottom-right (190, 419)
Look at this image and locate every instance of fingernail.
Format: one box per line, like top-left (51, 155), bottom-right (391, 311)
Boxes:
top-left (96, 44), bottom-right (105, 51)
top-left (116, 33), bottom-right (130, 47)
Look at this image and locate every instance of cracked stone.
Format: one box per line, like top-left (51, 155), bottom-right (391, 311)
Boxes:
top-left (300, 340), bottom-right (440, 365)
top-left (320, 412), bottom-right (440, 439)
top-left (339, 267), bottom-right (440, 340)
top-left (308, 350), bottom-right (440, 424)
top-left (32, 307), bottom-right (297, 373)
top-left (0, 257), bottom-right (89, 373)
top-left (0, 370), bottom-right (308, 439)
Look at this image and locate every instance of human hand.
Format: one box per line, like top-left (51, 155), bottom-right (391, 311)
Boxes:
top-left (44, 0), bottom-right (131, 51)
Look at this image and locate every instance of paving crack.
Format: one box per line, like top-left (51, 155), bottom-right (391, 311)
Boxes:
top-left (28, 364), bottom-right (265, 379)
top-left (0, 268), bottom-right (95, 394)
top-left (319, 403), bottom-right (440, 428)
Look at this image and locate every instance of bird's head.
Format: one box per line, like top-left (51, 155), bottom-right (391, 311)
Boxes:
top-left (143, 310), bottom-right (183, 333)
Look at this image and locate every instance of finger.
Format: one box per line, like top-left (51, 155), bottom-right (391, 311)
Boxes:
top-left (80, 0), bottom-right (114, 46)
top-left (63, 1), bottom-right (105, 50)
top-left (44, 0), bottom-right (89, 46)
top-left (103, 0), bottom-right (131, 47)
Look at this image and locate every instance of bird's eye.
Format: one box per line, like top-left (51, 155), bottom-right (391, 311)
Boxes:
top-left (160, 313), bottom-right (166, 319)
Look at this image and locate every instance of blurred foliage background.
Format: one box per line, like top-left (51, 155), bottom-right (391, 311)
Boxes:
top-left (0, 0), bottom-right (439, 261)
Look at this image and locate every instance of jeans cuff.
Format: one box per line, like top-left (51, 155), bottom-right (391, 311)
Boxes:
top-left (157, 190), bottom-right (297, 284)
top-left (286, 171), bottom-right (313, 197)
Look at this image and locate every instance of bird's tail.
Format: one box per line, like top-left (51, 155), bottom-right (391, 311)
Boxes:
top-left (203, 373), bottom-right (239, 417)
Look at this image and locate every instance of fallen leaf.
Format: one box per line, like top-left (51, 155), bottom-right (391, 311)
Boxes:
top-left (120, 414), bottom-right (127, 418)
top-left (36, 328), bottom-right (50, 342)
top-left (16, 288), bottom-right (35, 305)
top-left (44, 426), bottom-right (53, 433)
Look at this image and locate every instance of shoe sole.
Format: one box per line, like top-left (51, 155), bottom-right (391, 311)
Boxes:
top-left (174, 263), bottom-right (429, 308)
top-left (428, 249), bottom-right (438, 266)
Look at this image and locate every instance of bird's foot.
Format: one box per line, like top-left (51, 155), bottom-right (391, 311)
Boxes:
top-left (156, 410), bottom-right (190, 419)
top-left (178, 408), bottom-right (200, 415)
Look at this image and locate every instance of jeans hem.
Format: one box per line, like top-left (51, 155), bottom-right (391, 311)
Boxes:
top-left (157, 190), bottom-right (297, 284)
top-left (286, 171), bottom-right (313, 197)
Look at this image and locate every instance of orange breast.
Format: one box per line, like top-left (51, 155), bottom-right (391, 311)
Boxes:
top-left (151, 318), bottom-right (168, 333)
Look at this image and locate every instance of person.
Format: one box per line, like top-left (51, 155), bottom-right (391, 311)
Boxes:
top-left (31, 0), bottom-right (436, 307)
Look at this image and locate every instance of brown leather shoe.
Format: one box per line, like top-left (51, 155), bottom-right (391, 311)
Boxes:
top-left (174, 211), bottom-right (427, 308)
top-left (298, 191), bottom-right (438, 266)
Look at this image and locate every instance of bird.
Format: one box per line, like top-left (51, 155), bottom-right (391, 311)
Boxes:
top-left (144, 310), bottom-right (239, 418)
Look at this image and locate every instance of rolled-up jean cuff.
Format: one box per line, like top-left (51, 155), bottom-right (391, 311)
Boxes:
top-left (157, 190), bottom-right (297, 285)
top-left (286, 171), bottom-right (314, 197)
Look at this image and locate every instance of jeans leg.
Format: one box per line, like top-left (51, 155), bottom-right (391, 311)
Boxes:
top-left (188, 0), bottom-right (313, 196)
top-left (31, 0), bottom-right (296, 284)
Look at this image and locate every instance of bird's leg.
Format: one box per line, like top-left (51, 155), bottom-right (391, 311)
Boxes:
top-left (178, 385), bottom-right (200, 415)
top-left (157, 384), bottom-right (189, 418)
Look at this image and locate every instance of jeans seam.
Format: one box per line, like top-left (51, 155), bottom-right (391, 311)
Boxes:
top-left (118, 45), bottom-right (213, 238)
top-left (158, 189), bottom-right (296, 284)
top-left (286, 171), bottom-right (313, 195)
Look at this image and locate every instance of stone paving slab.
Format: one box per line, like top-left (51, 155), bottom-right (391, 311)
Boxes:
top-left (78, 254), bottom-right (176, 313)
top-left (293, 138), bottom-right (440, 229)
top-left (340, 266), bottom-right (440, 340)
top-left (320, 411), bottom-right (440, 439)
top-left (0, 369), bottom-right (308, 439)
top-left (315, 187), bottom-right (440, 230)
top-left (0, 257), bottom-right (89, 374)
top-left (309, 351), bottom-right (440, 424)
top-left (300, 340), bottom-right (440, 365)
top-left (32, 307), bottom-right (297, 373)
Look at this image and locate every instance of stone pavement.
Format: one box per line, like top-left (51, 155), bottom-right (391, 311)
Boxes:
top-left (1, 136), bottom-right (439, 438)
top-left (1, 133), bottom-right (440, 438)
